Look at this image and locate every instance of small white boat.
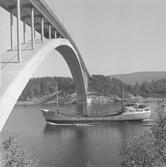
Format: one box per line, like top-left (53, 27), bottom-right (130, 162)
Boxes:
top-left (41, 103), bottom-right (151, 124)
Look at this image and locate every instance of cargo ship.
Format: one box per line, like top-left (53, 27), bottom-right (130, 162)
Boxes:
top-left (41, 103), bottom-right (151, 125)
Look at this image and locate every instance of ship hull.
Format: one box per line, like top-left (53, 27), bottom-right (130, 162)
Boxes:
top-left (41, 109), bottom-right (151, 124)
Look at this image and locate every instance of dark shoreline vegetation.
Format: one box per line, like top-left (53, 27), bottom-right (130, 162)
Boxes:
top-left (120, 102), bottom-right (166, 167)
top-left (18, 75), bottom-right (166, 104)
top-left (0, 135), bottom-right (39, 167)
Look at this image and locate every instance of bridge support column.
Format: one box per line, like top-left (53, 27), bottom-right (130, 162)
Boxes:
top-left (54, 30), bottom-right (57, 38)
top-left (10, 12), bottom-right (14, 51)
top-left (17, 0), bottom-right (21, 62)
top-left (23, 20), bottom-right (26, 44)
top-left (41, 17), bottom-right (44, 42)
top-left (31, 7), bottom-right (35, 49)
top-left (49, 24), bottom-right (51, 39)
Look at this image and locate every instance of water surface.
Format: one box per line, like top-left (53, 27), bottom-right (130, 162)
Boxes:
top-left (1, 103), bottom-right (158, 167)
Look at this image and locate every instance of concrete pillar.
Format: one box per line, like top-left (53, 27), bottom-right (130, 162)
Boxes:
top-left (49, 24), bottom-right (51, 39)
top-left (23, 20), bottom-right (26, 44)
top-left (41, 17), bottom-right (44, 42)
top-left (10, 12), bottom-right (14, 51)
top-left (54, 30), bottom-right (57, 38)
top-left (17, 0), bottom-right (21, 62)
top-left (31, 7), bottom-right (35, 49)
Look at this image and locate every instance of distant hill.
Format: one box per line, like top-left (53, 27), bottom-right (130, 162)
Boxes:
top-left (110, 71), bottom-right (166, 85)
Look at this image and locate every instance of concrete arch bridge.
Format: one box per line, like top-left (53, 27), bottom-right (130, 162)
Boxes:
top-left (0, 0), bottom-right (90, 131)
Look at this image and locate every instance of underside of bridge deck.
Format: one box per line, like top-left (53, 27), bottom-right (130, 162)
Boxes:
top-left (0, 0), bottom-right (90, 75)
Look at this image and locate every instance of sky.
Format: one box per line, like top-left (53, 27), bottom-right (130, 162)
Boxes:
top-left (0, 0), bottom-right (166, 77)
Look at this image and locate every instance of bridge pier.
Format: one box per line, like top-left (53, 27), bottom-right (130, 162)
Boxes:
top-left (31, 7), bottom-right (35, 49)
top-left (49, 24), bottom-right (52, 39)
top-left (54, 30), bottom-right (57, 38)
top-left (10, 12), bottom-right (14, 51)
top-left (17, 0), bottom-right (21, 62)
top-left (23, 20), bottom-right (26, 44)
top-left (41, 17), bottom-right (44, 42)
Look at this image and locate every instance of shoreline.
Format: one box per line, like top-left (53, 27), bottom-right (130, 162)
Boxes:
top-left (16, 101), bottom-right (39, 106)
top-left (16, 97), bottom-right (163, 106)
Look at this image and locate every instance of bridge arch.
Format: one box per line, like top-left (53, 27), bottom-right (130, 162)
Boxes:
top-left (56, 45), bottom-right (87, 102)
top-left (0, 39), bottom-right (88, 131)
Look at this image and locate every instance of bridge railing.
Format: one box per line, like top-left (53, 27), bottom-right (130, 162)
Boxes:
top-left (44, 0), bottom-right (55, 11)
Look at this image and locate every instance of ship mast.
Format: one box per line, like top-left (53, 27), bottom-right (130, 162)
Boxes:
top-left (56, 81), bottom-right (58, 110)
top-left (121, 83), bottom-right (125, 112)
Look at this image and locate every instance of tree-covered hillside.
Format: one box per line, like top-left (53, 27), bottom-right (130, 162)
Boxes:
top-left (19, 77), bottom-right (74, 100)
top-left (19, 75), bottom-right (166, 101)
top-left (110, 71), bottom-right (166, 85)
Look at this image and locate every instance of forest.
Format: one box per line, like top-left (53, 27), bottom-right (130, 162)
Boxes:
top-left (19, 75), bottom-right (166, 101)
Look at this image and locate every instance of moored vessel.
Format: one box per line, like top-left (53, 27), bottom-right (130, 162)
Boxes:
top-left (41, 103), bottom-right (151, 125)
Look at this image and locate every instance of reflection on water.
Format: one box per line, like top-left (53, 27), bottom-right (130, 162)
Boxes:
top-left (1, 102), bottom-right (158, 167)
top-left (42, 121), bottom-right (150, 167)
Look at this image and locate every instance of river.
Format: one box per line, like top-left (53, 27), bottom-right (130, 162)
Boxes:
top-left (0, 102), bottom-right (158, 167)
